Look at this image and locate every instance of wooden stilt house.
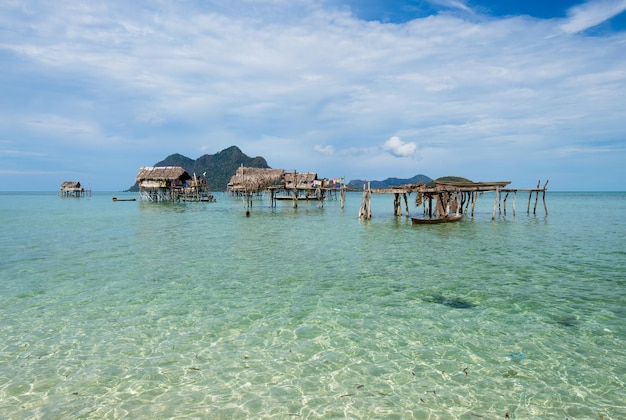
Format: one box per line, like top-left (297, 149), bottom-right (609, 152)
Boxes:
top-left (227, 167), bottom-right (285, 195)
top-left (60, 181), bottom-right (85, 197)
top-left (227, 167), bottom-right (346, 209)
top-left (135, 166), bottom-right (215, 202)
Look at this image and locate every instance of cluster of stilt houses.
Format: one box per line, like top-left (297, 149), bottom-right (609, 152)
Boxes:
top-left (58, 162), bottom-right (547, 223)
top-left (226, 166), bottom-right (346, 208)
top-left (131, 164), bottom-right (548, 222)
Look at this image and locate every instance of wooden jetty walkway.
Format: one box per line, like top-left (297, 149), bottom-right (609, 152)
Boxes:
top-left (359, 179), bottom-right (548, 220)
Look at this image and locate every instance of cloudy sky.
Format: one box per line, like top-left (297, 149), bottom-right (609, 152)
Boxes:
top-left (1, 0), bottom-right (625, 191)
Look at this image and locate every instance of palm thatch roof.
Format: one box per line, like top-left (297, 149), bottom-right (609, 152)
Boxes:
top-left (284, 171), bottom-right (317, 188)
top-left (135, 166), bottom-right (191, 182)
top-left (60, 181), bottom-right (82, 190)
top-left (228, 167), bottom-right (284, 192)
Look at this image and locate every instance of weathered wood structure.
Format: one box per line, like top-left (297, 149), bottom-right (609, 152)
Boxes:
top-left (359, 179), bottom-right (548, 220)
top-left (136, 166), bottom-right (216, 202)
top-left (60, 181), bottom-right (90, 197)
top-left (227, 166), bottom-right (346, 209)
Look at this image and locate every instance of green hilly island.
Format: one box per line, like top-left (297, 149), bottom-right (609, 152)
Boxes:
top-left (129, 145), bottom-right (468, 191)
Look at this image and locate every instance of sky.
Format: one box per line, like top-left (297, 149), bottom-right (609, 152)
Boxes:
top-left (1, 0), bottom-right (625, 191)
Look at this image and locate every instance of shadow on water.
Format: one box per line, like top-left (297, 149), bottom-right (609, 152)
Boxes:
top-left (552, 315), bottom-right (580, 327)
top-left (423, 294), bottom-right (477, 308)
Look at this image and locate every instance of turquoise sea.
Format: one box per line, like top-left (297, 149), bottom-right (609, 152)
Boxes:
top-left (1, 190), bottom-right (624, 419)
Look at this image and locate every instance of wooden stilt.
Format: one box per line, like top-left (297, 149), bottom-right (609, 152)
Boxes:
top-left (533, 180), bottom-right (540, 215)
top-left (393, 193), bottom-right (399, 216)
top-left (471, 192), bottom-right (477, 217)
top-left (403, 193), bottom-right (409, 217)
top-left (340, 186), bottom-right (346, 209)
top-left (359, 182), bottom-right (371, 219)
top-left (503, 192), bottom-right (509, 215)
top-left (512, 191), bottom-right (517, 217)
top-left (492, 188), bottom-right (499, 220)
top-left (542, 180), bottom-right (549, 216)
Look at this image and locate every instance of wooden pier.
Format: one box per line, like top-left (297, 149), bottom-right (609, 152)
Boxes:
top-left (359, 179), bottom-right (548, 220)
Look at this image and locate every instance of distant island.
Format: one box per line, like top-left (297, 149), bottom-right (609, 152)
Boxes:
top-left (128, 145), bottom-right (465, 192)
top-left (127, 146), bottom-right (269, 192)
top-left (347, 175), bottom-right (432, 189)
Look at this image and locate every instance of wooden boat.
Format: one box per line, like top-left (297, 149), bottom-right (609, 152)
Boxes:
top-left (411, 214), bottom-right (463, 224)
top-left (112, 197), bottom-right (137, 202)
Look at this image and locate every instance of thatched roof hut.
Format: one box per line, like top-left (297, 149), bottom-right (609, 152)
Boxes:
top-left (228, 167), bottom-right (284, 193)
top-left (60, 181), bottom-right (82, 192)
top-left (60, 181), bottom-right (85, 197)
top-left (284, 171), bottom-right (317, 189)
top-left (135, 166), bottom-right (192, 190)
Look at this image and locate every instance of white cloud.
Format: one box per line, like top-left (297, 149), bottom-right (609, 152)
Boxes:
top-left (314, 144), bottom-right (335, 155)
top-left (560, 0), bottom-right (626, 34)
top-left (383, 136), bottom-right (417, 157)
top-left (0, 1), bottom-right (625, 190)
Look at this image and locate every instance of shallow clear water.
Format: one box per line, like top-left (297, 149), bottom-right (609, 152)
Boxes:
top-left (1, 191), bottom-right (625, 419)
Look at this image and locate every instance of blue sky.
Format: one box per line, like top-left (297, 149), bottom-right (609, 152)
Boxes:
top-left (1, 0), bottom-right (625, 191)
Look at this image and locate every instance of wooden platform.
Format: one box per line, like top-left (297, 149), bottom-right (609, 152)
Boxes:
top-left (359, 179), bottom-right (548, 220)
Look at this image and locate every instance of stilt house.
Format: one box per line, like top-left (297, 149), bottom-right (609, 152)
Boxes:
top-left (227, 167), bottom-right (285, 195)
top-left (60, 181), bottom-right (85, 197)
top-left (136, 166), bottom-right (215, 202)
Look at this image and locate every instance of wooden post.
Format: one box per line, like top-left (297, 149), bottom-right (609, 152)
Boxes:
top-left (428, 195), bottom-right (433, 218)
top-left (492, 188), bottom-right (499, 220)
top-left (542, 180), bottom-right (549, 216)
top-left (533, 180), bottom-right (540, 215)
top-left (359, 182), bottom-right (371, 219)
top-left (403, 193), bottom-right (409, 217)
top-left (471, 191), bottom-right (477, 217)
top-left (340, 186), bottom-right (346, 209)
top-left (512, 191), bottom-right (517, 217)
top-left (393, 193), bottom-right (401, 216)
top-left (503, 192), bottom-right (509, 215)
top-left (436, 193), bottom-right (446, 217)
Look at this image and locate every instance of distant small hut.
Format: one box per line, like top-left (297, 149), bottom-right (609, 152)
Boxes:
top-left (60, 181), bottom-right (86, 197)
top-left (135, 166), bottom-right (215, 202)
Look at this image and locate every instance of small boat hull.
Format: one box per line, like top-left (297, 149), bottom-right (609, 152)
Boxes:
top-left (411, 214), bottom-right (463, 224)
